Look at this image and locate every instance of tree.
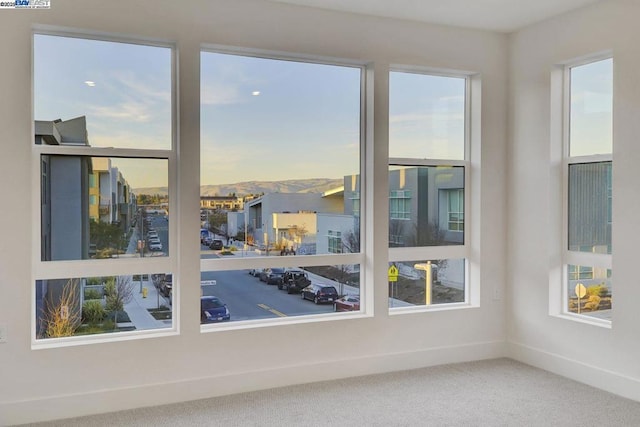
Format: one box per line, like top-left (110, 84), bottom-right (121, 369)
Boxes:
top-left (104, 276), bottom-right (134, 326)
top-left (41, 278), bottom-right (82, 338)
top-left (342, 218), bottom-right (361, 253)
top-left (413, 221), bottom-right (447, 246)
top-left (289, 223), bottom-right (308, 246)
top-left (208, 210), bottom-right (227, 234)
top-left (389, 219), bottom-right (406, 247)
top-left (90, 219), bottom-right (126, 258)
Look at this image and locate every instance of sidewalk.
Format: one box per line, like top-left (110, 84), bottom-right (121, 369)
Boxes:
top-left (122, 229), bottom-right (172, 330)
top-left (123, 277), bottom-right (172, 331)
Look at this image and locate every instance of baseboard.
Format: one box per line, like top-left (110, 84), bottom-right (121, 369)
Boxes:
top-left (1, 340), bottom-right (505, 425)
top-left (508, 341), bottom-right (640, 402)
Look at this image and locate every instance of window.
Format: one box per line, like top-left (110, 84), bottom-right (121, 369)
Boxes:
top-left (562, 57), bottom-right (613, 322)
top-left (33, 33), bottom-right (176, 343)
top-left (445, 189), bottom-right (464, 232)
top-left (388, 70), bottom-right (472, 309)
top-left (389, 190), bottom-right (411, 220)
top-left (328, 231), bottom-right (343, 254)
top-left (200, 49), bottom-right (364, 325)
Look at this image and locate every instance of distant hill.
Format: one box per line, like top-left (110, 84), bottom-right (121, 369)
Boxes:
top-left (134, 178), bottom-right (343, 197)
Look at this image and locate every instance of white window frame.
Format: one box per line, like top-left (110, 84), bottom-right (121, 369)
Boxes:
top-left (31, 29), bottom-right (179, 348)
top-left (388, 66), bottom-right (480, 314)
top-left (446, 188), bottom-right (464, 232)
top-left (550, 52), bottom-right (613, 327)
top-left (199, 46), bottom-right (369, 331)
top-left (389, 190), bottom-right (411, 220)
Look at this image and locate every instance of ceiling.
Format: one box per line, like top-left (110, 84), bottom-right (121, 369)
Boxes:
top-left (266, 0), bottom-right (603, 32)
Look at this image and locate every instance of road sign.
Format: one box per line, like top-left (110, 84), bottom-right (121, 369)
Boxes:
top-left (388, 264), bottom-right (399, 282)
top-left (575, 283), bottom-right (586, 299)
top-left (201, 280), bottom-right (217, 286)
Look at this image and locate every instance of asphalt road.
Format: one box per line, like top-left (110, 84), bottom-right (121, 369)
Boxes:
top-left (200, 269), bottom-right (334, 322)
top-left (145, 215), bottom-right (169, 256)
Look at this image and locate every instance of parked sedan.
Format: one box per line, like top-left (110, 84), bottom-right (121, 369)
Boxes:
top-left (265, 268), bottom-right (286, 286)
top-left (200, 296), bottom-right (230, 323)
top-left (209, 239), bottom-right (224, 250)
top-left (334, 294), bottom-right (360, 312)
top-left (301, 284), bottom-right (339, 304)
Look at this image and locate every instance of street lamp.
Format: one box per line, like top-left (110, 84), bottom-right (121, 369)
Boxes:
top-left (414, 261), bottom-right (433, 306)
top-left (244, 210), bottom-right (248, 257)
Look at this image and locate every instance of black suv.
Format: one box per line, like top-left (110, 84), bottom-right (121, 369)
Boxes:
top-left (301, 284), bottom-right (338, 304)
top-left (281, 269), bottom-right (311, 293)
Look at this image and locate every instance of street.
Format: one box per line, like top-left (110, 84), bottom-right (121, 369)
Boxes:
top-left (200, 269), bottom-right (335, 321)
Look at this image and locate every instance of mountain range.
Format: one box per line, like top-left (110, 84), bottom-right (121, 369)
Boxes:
top-left (134, 178), bottom-right (344, 197)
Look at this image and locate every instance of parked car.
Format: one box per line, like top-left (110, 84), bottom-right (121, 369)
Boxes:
top-left (249, 268), bottom-right (264, 277)
top-left (149, 241), bottom-right (163, 251)
top-left (160, 274), bottom-right (173, 298)
top-left (301, 284), bottom-right (339, 304)
top-left (209, 239), bottom-right (224, 250)
top-left (334, 294), bottom-right (360, 311)
top-left (265, 268), bottom-right (286, 286)
top-left (281, 268), bottom-right (310, 293)
top-left (200, 296), bottom-right (230, 323)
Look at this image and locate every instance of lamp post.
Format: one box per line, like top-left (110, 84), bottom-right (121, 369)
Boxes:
top-left (244, 211), bottom-right (248, 257)
top-left (414, 262), bottom-right (433, 306)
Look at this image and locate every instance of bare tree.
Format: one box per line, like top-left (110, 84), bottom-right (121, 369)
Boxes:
top-left (289, 224), bottom-right (308, 247)
top-left (41, 278), bottom-right (82, 338)
top-left (389, 219), bottom-right (406, 247)
top-left (340, 217), bottom-right (361, 254)
top-left (105, 276), bottom-right (134, 326)
top-left (413, 221), bottom-right (447, 246)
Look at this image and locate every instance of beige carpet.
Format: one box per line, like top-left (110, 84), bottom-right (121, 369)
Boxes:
top-left (25, 358), bottom-right (640, 426)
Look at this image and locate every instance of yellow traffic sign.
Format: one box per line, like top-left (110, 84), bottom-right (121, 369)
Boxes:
top-left (388, 264), bottom-right (399, 282)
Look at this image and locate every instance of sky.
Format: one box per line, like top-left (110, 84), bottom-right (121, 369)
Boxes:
top-left (200, 52), bottom-right (361, 184)
top-left (35, 34), bottom-right (473, 190)
top-left (570, 58), bottom-right (613, 157)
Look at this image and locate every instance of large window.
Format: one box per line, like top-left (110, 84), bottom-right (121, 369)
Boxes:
top-left (563, 57), bottom-right (613, 322)
top-left (200, 50), bottom-right (364, 326)
top-left (388, 70), bottom-right (471, 309)
top-left (33, 33), bottom-right (176, 343)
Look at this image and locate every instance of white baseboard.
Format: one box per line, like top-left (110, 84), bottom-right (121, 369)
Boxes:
top-left (508, 341), bottom-right (640, 402)
top-left (1, 340), bottom-right (505, 425)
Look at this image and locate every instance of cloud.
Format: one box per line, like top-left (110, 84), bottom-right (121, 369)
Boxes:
top-left (88, 101), bottom-right (155, 123)
top-left (201, 82), bottom-right (245, 106)
top-left (85, 70), bottom-right (171, 124)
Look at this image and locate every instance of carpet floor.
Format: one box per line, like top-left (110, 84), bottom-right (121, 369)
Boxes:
top-left (25, 358), bottom-right (640, 426)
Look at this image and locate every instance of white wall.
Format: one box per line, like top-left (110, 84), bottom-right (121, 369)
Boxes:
top-left (508, 0), bottom-right (640, 401)
top-left (0, 0), bottom-right (508, 424)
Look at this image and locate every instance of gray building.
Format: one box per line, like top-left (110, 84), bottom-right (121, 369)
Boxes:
top-left (343, 167), bottom-right (465, 248)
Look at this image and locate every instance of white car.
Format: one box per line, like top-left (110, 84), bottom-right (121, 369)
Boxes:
top-left (149, 241), bottom-right (163, 251)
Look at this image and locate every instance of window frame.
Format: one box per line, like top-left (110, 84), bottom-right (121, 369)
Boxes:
top-left (198, 45), bottom-right (369, 331)
top-left (31, 29), bottom-right (179, 347)
top-left (387, 66), bottom-right (478, 313)
top-left (553, 53), bottom-right (613, 327)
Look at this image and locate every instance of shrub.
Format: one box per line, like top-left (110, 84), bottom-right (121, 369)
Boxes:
top-left (102, 319), bottom-right (116, 331)
top-left (105, 310), bottom-right (131, 323)
top-left (584, 295), bottom-right (601, 311)
top-left (86, 277), bottom-right (101, 286)
top-left (82, 300), bottom-right (105, 324)
top-left (84, 288), bottom-right (102, 300)
top-left (586, 284), bottom-right (608, 297)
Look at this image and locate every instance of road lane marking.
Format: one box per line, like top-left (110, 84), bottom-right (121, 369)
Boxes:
top-left (257, 303), bottom-right (287, 317)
